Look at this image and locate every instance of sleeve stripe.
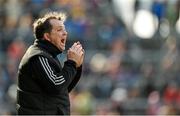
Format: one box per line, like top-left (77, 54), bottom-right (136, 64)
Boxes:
top-left (44, 58), bottom-right (63, 79)
top-left (39, 57), bottom-right (65, 84)
top-left (41, 57), bottom-right (64, 81)
top-left (40, 57), bottom-right (65, 83)
top-left (42, 57), bottom-right (63, 80)
top-left (38, 56), bottom-right (65, 85)
top-left (39, 57), bottom-right (55, 83)
top-left (41, 57), bottom-right (58, 81)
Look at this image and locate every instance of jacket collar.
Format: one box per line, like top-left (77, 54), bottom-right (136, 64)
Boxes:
top-left (34, 39), bottom-right (62, 57)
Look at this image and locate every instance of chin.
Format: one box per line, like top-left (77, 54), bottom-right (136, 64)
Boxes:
top-left (60, 47), bottom-right (65, 51)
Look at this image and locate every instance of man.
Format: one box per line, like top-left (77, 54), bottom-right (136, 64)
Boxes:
top-left (16, 12), bottom-right (85, 115)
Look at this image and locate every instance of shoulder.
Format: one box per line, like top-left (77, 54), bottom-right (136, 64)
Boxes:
top-left (19, 45), bottom-right (52, 66)
top-left (25, 45), bottom-right (52, 59)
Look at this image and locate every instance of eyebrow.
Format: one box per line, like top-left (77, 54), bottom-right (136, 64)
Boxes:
top-left (57, 25), bottom-right (65, 28)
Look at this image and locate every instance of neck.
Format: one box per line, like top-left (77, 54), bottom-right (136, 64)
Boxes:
top-left (34, 39), bottom-right (62, 57)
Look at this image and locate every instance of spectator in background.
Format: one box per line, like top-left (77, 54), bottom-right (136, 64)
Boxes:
top-left (16, 11), bottom-right (85, 115)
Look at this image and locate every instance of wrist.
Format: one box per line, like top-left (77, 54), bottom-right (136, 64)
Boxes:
top-left (65, 60), bottom-right (77, 68)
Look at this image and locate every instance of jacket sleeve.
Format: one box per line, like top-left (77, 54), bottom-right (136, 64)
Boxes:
top-left (68, 65), bottom-right (82, 92)
top-left (30, 55), bottom-right (77, 93)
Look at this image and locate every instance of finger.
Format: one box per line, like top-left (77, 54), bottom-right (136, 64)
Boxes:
top-left (77, 42), bottom-right (83, 48)
top-left (79, 50), bottom-right (83, 56)
top-left (68, 48), bottom-right (72, 51)
top-left (82, 48), bottom-right (85, 53)
top-left (76, 41), bottom-right (83, 47)
top-left (71, 45), bottom-right (81, 53)
top-left (70, 44), bottom-right (78, 51)
top-left (81, 49), bottom-right (85, 55)
top-left (77, 41), bottom-right (80, 45)
top-left (71, 42), bottom-right (78, 49)
top-left (68, 48), bottom-right (75, 53)
top-left (77, 45), bottom-right (83, 53)
top-left (76, 45), bottom-right (82, 50)
top-left (73, 42), bottom-right (78, 45)
top-left (73, 43), bottom-right (82, 51)
top-left (67, 50), bottom-right (70, 56)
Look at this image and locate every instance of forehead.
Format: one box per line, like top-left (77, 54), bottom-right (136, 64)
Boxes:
top-left (49, 18), bottom-right (64, 28)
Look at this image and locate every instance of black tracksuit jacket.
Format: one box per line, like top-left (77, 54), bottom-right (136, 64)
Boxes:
top-left (17, 39), bottom-right (82, 115)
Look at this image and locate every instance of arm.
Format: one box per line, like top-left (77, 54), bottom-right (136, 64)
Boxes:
top-left (68, 65), bottom-right (82, 92)
top-left (30, 55), bottom-right (77, 93)
top-left (67, 41), bottom-right (85, 92)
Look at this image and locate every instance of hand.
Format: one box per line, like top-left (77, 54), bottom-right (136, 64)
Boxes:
top-left (76, 42), bottom-right (85, 67)
top-left (67, 42), bottom-right (84, 67)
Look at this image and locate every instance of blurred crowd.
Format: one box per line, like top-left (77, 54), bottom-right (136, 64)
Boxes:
top-left (0, 0), bottom-right (180, 115)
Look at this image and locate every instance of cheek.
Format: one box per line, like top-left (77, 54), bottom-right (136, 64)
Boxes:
top-left (57, 39), bottom-right (61, 44)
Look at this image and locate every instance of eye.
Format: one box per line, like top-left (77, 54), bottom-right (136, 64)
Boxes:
top-left (57, 29), bottom-right (62, 31)
top-left (57, 27), bottom-right (66, 32)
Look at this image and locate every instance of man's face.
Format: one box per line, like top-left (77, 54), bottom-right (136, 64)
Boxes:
top-left (48, 19), bottom-right (67, 51)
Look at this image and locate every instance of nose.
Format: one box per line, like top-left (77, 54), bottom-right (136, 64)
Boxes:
top-left (63, 29), bottom-right (67, 36)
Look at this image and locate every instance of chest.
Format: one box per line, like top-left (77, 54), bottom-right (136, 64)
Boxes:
top-left (51, 58), bottom-right (62, 72)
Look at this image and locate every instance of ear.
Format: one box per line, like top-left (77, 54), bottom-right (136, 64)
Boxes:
top-left (43, 33), bottom-right (51, 41)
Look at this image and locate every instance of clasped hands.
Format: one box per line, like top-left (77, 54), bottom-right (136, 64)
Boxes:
top-left (67, 42), bottom-right (85, 68)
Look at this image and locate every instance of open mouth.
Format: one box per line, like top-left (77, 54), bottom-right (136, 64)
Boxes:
top-left (61, 38), bottom-right (65, 44)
